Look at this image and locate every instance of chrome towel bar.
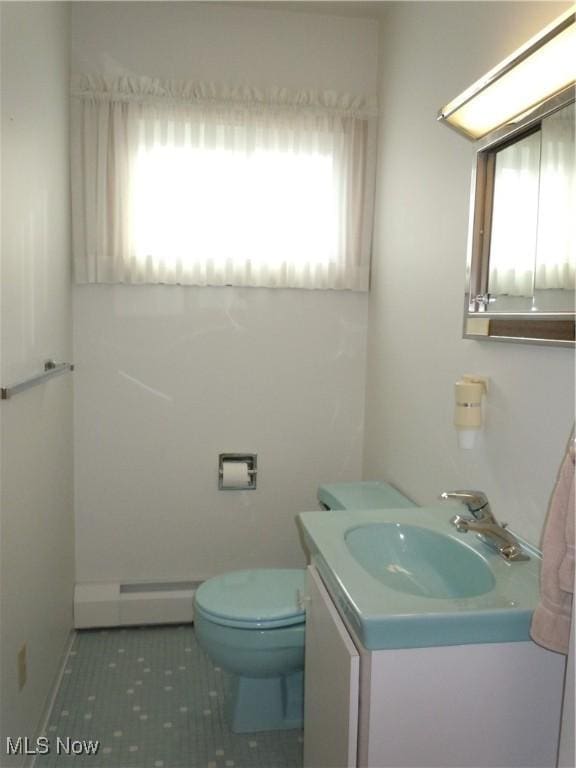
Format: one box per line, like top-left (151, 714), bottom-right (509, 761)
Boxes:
top-left (1, 360), bottom-right (74, 400)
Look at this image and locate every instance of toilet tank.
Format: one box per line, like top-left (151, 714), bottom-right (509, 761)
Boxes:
top-left (317, 481), bottom-right (415, 511)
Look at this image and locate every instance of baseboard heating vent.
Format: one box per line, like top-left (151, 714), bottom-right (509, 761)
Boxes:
top-left (120, 580), bottom-right (202, 594)
top-left (74, 580), bottom-right (204, 629)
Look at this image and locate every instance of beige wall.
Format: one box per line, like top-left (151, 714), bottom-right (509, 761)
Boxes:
top-left (0, 3), bottom-right (74, 762)
top-left (365, 1), bottom-right (575, 546)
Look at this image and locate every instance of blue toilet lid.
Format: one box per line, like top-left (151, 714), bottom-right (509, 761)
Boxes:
top-left (195, 569), bottom-right (306, 629)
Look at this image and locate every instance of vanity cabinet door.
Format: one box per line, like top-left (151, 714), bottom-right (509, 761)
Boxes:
top-left (303, 565), bottom-right (360, 768)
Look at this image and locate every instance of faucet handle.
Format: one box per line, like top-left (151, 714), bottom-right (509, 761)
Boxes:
top-left (450, 514), bottom-right (470, 532)
top-left (440, 490), bottom-right (490, 518)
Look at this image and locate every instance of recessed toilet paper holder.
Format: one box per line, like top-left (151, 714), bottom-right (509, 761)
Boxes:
top-left (218, 453), bottom-right (257, 490)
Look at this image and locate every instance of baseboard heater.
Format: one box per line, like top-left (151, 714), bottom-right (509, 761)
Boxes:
top-left (74, 580), bottom-right (203, 629)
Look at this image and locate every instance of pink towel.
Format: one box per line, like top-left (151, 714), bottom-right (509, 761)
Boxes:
top-left (530, 436), bottom-right (575, 655)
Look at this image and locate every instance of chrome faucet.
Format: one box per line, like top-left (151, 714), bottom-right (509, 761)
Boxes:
top-left (440, 490), bottom-right (529, 562)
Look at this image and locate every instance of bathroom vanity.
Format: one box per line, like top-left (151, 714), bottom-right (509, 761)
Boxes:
top-left (299, 507), bottom-right (566, 768)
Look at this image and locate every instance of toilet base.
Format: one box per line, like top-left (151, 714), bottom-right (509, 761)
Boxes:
top-left (229, 670), bottom-right (303, 733)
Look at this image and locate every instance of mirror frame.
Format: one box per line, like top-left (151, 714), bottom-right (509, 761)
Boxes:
top-left (463, 85), bottom-right (575, 347)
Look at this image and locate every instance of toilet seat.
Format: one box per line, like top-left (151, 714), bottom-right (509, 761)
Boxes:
top-left (195, 569), bottom-right (305, 629)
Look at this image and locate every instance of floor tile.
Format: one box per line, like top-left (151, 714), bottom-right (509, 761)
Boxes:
top-left (36, 626), bottom-right (303, 768)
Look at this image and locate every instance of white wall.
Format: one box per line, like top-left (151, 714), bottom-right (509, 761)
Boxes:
top-left (71, 3), bottom-right (377, 583)
top-left (365, 2), bottom-right (575, 546)
top-left (0, 3), bottom-right (74, 762)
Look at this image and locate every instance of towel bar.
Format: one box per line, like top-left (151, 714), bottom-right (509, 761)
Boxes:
top-left (1, 360), bottom-right (74, 400)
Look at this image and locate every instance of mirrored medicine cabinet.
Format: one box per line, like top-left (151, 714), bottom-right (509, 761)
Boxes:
top-left (464, 89), bottom-right (575, 346)
top-left (438, 7), bottom-right (575, 346)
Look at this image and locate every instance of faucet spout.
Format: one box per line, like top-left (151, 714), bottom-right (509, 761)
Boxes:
top-left (439, 490), bottom-right (494, 521)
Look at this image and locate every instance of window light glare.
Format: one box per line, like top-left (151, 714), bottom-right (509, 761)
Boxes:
top-left (440, 9), bottom-right (576, 139)
top-left (132, 145), bottom-right (338, 270)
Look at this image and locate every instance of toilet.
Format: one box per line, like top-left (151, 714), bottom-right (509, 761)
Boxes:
top-left (194, 569), bottom-right (306, 733)
top-left (194, 481), bottom-right (415, 734)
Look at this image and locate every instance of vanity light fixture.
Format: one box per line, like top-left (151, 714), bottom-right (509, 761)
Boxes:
top-left (454, 375), bottom-right (489, 450)
top-left (438, 6), bottom-right (576, 140)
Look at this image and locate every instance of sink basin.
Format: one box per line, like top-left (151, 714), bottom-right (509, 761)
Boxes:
top-left (345, 523), bottom-right (495, 599)
top-left (297, 506), bottom-right (540, 650)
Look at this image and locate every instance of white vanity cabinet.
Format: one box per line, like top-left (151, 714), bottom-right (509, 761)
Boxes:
top-left (303, 565), bottom-right (359, 768)
top-left (303, 564), bottom-right (566, 768)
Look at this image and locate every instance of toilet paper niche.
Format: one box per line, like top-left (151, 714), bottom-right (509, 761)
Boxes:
top-left (218, 453), bottom-right (257, 490)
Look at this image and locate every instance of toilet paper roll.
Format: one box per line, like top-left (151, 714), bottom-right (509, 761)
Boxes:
top-left (221, 461), bottom-right (251, 488)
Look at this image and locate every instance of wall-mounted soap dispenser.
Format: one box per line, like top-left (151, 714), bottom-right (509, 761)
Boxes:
top-left (454, 375), bottom-right (489, 449)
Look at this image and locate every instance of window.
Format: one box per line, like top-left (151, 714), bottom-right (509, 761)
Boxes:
top-left (72, 76), bottom-right (376, 290)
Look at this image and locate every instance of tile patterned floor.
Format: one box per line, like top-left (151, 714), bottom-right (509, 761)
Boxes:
top-left (36, 625), bottom-right (303, 768)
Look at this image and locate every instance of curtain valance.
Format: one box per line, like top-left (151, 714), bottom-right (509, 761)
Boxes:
top-left (72, 75), bottom-right (378, 118)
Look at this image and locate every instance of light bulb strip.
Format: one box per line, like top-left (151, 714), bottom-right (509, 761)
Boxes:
top-left (438, 6), bottom-right (576, 140)
top-left (439, 9), bottom-right (575, 124)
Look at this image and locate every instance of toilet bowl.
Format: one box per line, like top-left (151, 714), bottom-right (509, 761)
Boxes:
top-left (194, 569), bottom-right (306, 733)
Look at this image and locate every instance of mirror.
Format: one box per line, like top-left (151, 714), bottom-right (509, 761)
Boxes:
top-left (464, 88), bottom-right (575, 346)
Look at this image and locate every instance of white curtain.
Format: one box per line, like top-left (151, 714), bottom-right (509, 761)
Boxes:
top-left (535, 103), bottom-right (576, 291)
top-left (489, 103), bottom-right (575, 298)
top-left (71, 76), bottom-right (376, 290)
top-left (488, 131), bottom-right (541, 297)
